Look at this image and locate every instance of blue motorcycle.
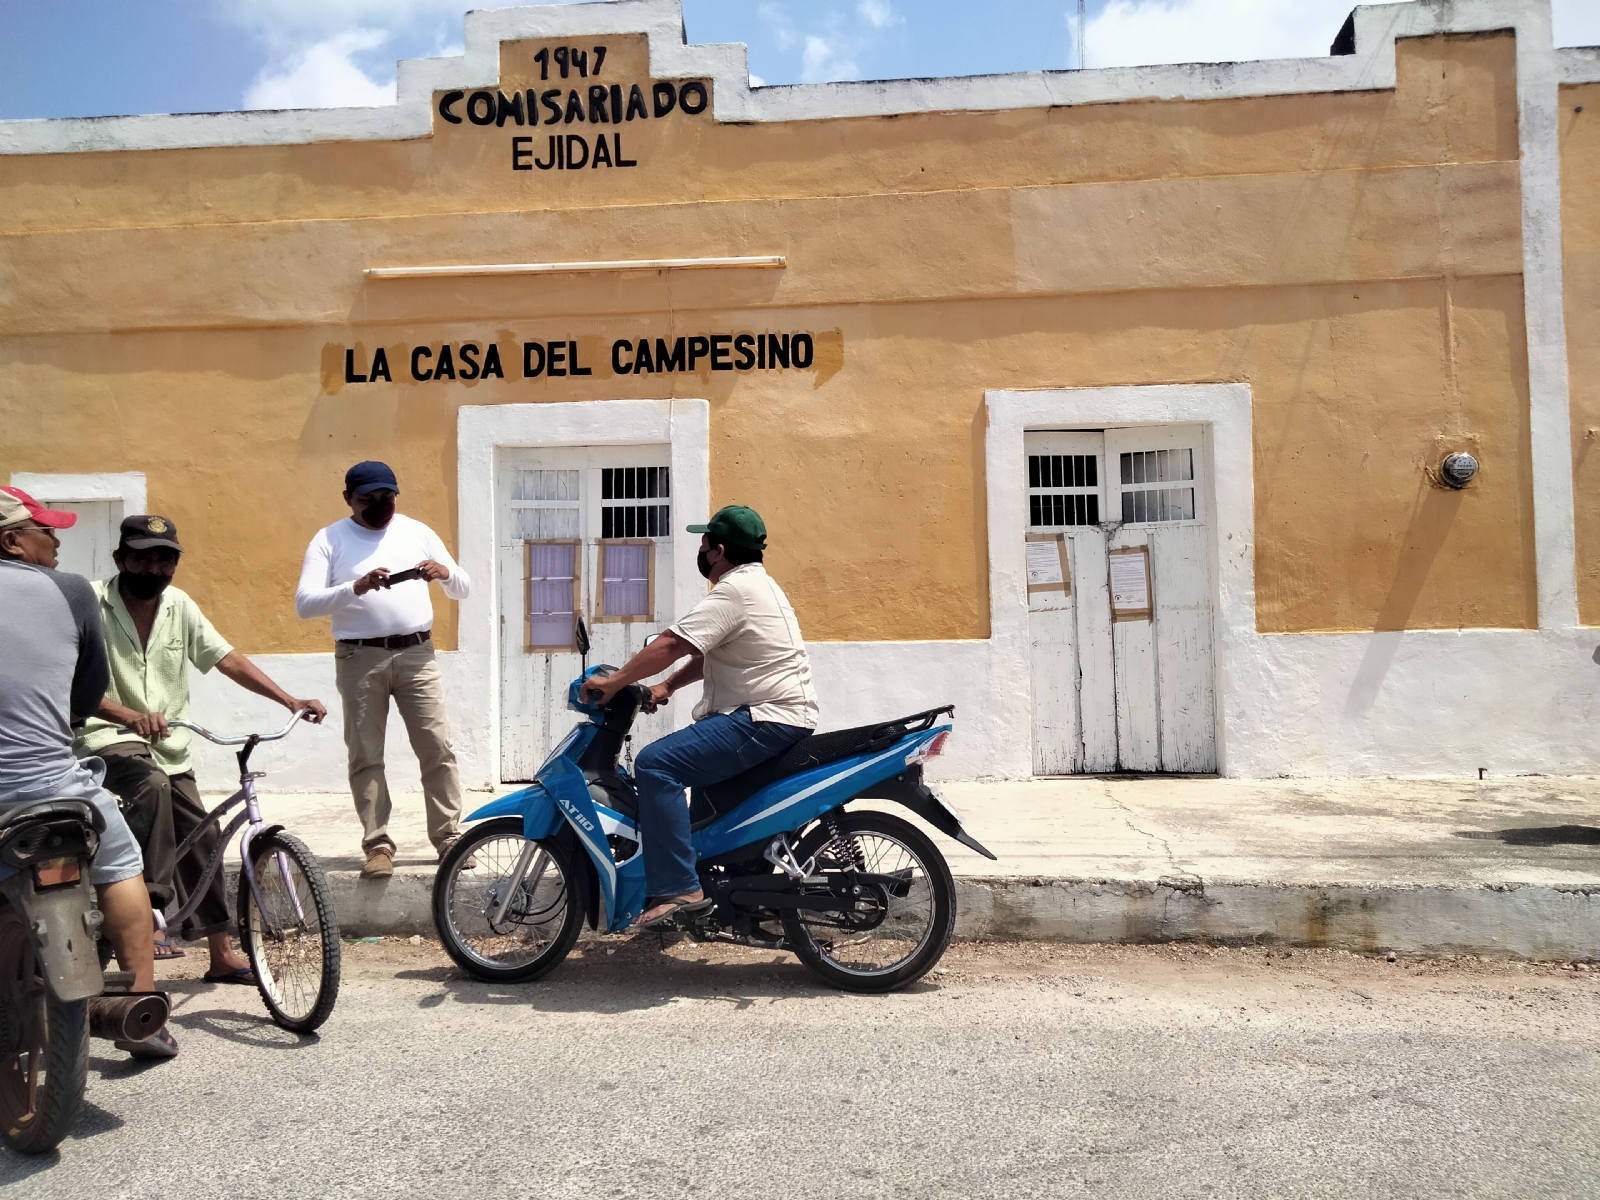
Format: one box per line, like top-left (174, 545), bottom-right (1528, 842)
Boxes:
top-left (433, 665), bottom-right (995, 993)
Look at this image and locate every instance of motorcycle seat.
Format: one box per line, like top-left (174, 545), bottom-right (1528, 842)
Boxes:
top-left (688, 710), bottom-right (938, 832)
top-left (0, 797), bottom-right (103, 836)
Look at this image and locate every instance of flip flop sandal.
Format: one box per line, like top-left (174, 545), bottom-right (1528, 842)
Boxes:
top-left (152, 928), bottom-right (186, 960)
top-left (632, 896), bottom-right (713, 930)
top-left (203, 966), bottom-right (258, 986)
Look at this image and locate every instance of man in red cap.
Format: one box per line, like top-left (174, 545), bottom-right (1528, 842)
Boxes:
top-left (0, 487), bottom-right (170, 1058)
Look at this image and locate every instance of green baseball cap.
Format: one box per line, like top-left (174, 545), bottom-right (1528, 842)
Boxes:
top-left (687, 505), bottom-right (767, 550)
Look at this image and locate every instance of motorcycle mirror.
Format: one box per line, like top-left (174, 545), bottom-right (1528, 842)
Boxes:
top-left (574, 617), bottom-right (591, 668)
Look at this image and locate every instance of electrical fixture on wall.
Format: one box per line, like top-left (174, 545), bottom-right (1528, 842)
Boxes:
top-left (1439, 451), bottom-right (1479, 488)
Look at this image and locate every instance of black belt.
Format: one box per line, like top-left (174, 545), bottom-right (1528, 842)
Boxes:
top-left (338, 630), bottom-right (431, 650)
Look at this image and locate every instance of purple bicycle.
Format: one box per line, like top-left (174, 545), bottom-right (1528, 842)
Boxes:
top-left (156, 710), bottom-right (340, 1033)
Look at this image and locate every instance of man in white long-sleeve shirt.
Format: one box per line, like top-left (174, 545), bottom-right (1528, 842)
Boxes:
top-left (295, 461), bottom-right (471, 878)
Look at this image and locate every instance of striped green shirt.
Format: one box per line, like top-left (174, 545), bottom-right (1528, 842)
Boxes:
top-left (74, 577), bottom-right (233, 776)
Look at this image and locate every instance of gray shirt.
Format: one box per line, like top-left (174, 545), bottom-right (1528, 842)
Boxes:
top-left (0, 559), bottom-right (110, 799)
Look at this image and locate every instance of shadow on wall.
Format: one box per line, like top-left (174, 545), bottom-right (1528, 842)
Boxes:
top-left (1455, 825), bottom-right (1600, 846)
top-left (1343, 483), bottom-right (1465, 715)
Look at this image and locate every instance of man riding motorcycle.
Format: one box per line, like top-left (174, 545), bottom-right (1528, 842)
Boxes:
top-left (581, 506), bottom-right (818, 928)
top-left (0, 487), bottom-right (168, 1058)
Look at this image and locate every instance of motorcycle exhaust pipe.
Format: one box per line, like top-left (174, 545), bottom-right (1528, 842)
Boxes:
top-left (88, 992), bottom-right (169, 1042)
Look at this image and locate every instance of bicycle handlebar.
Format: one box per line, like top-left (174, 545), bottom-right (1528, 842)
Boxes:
top-left (167, 708), bottom-right (314, 746)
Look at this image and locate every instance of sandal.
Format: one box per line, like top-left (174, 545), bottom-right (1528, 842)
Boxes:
top-left (152, 927), bottom-right (186, 960)
top-left (203, 965), bottom-right (258, 986)
top-left (632, 895), bottom-right (712, 929)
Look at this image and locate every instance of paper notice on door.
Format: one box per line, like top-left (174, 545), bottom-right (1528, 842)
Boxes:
top-left (1025, 534), bottom-right (1070, 596)
top-left (1108, 545), bottom-right (1152, 621)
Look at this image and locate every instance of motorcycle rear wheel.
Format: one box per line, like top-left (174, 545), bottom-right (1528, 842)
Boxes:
top-left (782, 810), bottom-right (956, 994)
top-left (0, 904), bottom-right (89, 1154)
top-left (434, 819), bottom-right (586, 983)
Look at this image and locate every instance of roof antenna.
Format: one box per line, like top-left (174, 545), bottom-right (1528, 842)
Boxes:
top-left (1077, 0), bottom-right (1087, 70)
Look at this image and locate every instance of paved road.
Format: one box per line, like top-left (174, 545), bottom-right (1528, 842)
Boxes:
top-left (6, 939), bottom-right (1598, 1199)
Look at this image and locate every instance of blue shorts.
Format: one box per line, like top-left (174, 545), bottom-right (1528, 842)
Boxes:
top-left (1, 758), bottom-right (145, 887)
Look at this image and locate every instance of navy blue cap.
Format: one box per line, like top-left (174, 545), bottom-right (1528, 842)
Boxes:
top-left (345, 461), bottom-right (399, 496)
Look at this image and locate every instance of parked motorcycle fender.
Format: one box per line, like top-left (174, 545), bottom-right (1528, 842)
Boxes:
top-left (0, 874), bottom-right (103, 1002)
top-left (465, 784), bottom-right (565, 843)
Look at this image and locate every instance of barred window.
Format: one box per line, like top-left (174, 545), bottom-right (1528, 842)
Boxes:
top-left (511, 470), bottom-right (581, 540)
top-left (1119, 450), bottom-right (1195, 524)
top-left (1027, 454), bottom-right (1100, 528)
top-left (601, 466), bottom-right (670, 538)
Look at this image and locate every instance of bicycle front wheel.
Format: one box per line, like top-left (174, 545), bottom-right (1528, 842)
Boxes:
top-left (238, 831), bottom-right (341, 1033)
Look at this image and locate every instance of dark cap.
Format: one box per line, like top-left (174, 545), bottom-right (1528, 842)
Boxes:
top-left (345, 461), bottom-right (399, 496)
top-left (120, 515), bottom-right (183, 552)
top-left (687, 505), bottom-right (767, 551)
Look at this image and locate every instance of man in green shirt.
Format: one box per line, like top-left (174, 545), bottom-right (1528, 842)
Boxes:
top-left (76, 516), bottom-right (327, 983)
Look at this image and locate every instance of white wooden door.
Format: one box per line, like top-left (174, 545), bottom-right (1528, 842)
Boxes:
top-left (1025, 425), bottom-right (1216, 775)
top-left (497, 446), bottom-right (674, 780)
top-left (52, 500), bottom-right (120, 582)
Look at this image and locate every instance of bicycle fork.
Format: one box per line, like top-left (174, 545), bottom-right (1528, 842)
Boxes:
top-left (237, 779), bottom-right (307, 938)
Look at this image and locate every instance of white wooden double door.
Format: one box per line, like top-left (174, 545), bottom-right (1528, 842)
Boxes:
top-left (1026, 426), bottom-right (1217, 776)
top-left (497, 445), bottom-right (675, 781)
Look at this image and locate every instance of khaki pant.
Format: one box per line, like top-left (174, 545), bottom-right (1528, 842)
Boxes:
top-left (334, 640), bottom-right (462, 854)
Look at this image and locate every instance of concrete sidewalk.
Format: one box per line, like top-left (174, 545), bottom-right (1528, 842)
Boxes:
top-left (227, 775), bottom-right (1600, 958)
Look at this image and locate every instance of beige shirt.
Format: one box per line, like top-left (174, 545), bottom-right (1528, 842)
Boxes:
top-left (670, 563), bottom-right (819, 729)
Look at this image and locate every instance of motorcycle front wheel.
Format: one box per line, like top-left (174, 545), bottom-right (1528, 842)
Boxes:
top-left (782, 810), bottom-right (956, 994)
top-left (0, 904), bottom-right (88, 1154)
top-left (434, 819), bottom-right (586, 983)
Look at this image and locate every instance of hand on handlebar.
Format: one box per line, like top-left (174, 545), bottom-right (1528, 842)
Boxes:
top-left (290, 699), bottom-right (328, 724)
top-left (119, 711), bottom-right (170, 741)
top-left (641, 682), bottom-right (671, 714)
top-left (582, 672), bottom-right (623, 706)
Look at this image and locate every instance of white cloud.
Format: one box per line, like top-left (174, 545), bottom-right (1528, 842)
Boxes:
top-left (749, 72), bottom-right (767, 87)
top-left (802, 35), bottom-right (860, 83)
top-left (1554, 0), bottom-right (1600, 48)
top-left (858, 0), bottom-right (894, 30)
top-left (243, 30), bottom-right (396, 109)
top-left (219, 0), bottom-right (476, 47)
top-left (1083, 0), bottom-right (1357, 69)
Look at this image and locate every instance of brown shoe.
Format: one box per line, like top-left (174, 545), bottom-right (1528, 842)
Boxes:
top-left (361, 846), bottom-right (394, 879)
top-left (438, 834), bottom-right (478, 870)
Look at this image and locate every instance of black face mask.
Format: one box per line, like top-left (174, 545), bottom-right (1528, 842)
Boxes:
top-left (123, 572), bottom-right (170, 601)
top-left (361, 497), bottom-right (396, 528)
top-left (696, 550), bottom-right (712, 579)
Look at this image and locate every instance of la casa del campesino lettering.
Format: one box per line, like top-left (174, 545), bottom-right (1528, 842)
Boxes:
top-left (340, 333), bottom-right (818, 382)
top-left (8, 0), bottom-right (1600, 790)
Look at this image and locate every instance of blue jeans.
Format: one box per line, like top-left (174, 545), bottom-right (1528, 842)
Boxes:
top-left (634, 707), bottom-right (811, 897)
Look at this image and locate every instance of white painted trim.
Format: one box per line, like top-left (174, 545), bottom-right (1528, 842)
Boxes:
top-left (456, 399), bottom-right (710, 780)
top-left (1559, 47), bottom-right (1600, 83)
top-left (0, 0), bottom-right (1565, 154)
top-left (987, 386), bottom-right (1253, 776)
top-left (8, 472), bottom-right (147, 513)
top-left (366, 255), bottom-right (784, 279)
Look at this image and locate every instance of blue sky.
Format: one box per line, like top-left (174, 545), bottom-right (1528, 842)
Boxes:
top-left (2, 0), bottom-right (1598, 120)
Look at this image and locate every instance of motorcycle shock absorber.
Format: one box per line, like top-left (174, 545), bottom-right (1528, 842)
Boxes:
top-left (822, 809), bottom-right (866, 872)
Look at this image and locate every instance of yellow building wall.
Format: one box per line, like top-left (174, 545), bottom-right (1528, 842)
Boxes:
top-left (1561, 82), bottom-right (1600, 625)
top-left (0, 32), bottom-right (1536, 651)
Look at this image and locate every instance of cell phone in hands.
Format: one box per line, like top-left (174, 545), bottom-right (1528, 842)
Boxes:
top-left (383, 567), bottom-right (423, 586)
